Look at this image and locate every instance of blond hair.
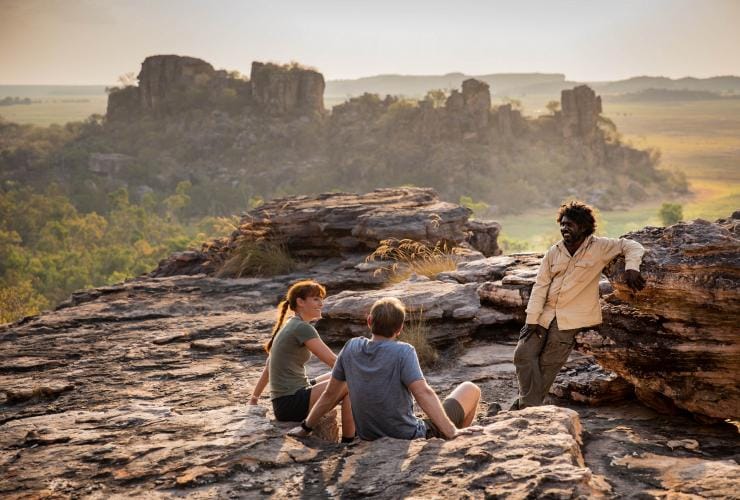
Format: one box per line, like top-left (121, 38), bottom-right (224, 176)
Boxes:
top-left (265, 280), bottom-right (327, 352)
top-left (369, 297), bottom-right (406, 337)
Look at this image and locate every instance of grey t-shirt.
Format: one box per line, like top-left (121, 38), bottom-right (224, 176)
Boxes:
top-left (333, 337), bottom-right (426, 440)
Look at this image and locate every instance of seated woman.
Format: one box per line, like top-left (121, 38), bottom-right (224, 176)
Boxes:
top-left (249, 280), bottom-right (355, 442)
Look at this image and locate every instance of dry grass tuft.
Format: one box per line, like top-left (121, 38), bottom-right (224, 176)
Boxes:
top-left (401, 307), bottom-right (438, 368)
top-left (366, 238), bottom-right (459, 283)
top-left (217, 238), bottom-right (296, 278)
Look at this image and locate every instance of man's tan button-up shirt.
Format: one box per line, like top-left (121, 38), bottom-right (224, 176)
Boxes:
top-left (525, 235), bottom-right (645, 330)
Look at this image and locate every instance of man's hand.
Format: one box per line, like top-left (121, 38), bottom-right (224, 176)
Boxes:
top-left (453, 425), bottom-right (484, 439)
top-left (287, 426), bottom-right (310, 438)
top-left (248, 396), bottom-right (259, 405)
top-left (519, 323), bottom-right (541, 340)
top-left (624, 269), bottom-right (646, 292)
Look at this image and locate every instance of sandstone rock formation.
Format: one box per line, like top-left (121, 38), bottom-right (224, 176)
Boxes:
top-left (462, 78), bottom-right (491, 130)
top-left (151, 188), bottom-right (502, 277)
top-left (106, 55), bottom-right (322, 120)
top-left (250, 62), bottom-right (325, 115)
top-left (137, 55), bottom-right (217, 113)
top-left (560, 84), bottom-right (603, 140)
top-left (578, 216), bottom-right (740, 420)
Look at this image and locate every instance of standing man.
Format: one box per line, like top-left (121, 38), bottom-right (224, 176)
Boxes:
top-left (512, 200), bottom-right (646, 409)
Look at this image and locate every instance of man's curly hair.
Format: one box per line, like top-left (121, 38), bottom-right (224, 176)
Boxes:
top-left (557, 200), bottom-right (597, 236)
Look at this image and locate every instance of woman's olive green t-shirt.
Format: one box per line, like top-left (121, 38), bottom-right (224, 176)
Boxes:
top-left (268, 316), bottom-right (320, 399)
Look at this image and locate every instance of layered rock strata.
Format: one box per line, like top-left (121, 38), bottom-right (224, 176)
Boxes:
top-left (579, 216), bottom-right (740, 419)
top-left (151, 188), bottom-right (502, 277)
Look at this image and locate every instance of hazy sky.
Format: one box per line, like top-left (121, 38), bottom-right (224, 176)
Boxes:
top-left (2, 0), bottom-right (739, 84)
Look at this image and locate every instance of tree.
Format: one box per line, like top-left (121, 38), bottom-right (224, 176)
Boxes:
top-left (659, 203), bottom-right (683, 226)
top-left (546, 100), bottom-right (560, 114)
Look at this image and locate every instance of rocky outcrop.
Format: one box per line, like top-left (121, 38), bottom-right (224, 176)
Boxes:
top-left (106, 55), bottom-right (323, 120)
top-left (461, 78), bottom-right (491, 130)
top-left (250, 62), bottom-right (325, 116)
top-left (578, 216), bottom-right (740, 419)
top-left (560, 84), bottom-right (602, 140)
top-left (151, 188), bottom-right (502, 277)
top-left (88, 153), bottom-right (135, 176)
top-left (2, 198), bottom-right (739, 496)
top-left (137, 55), bottom-right (217, 113)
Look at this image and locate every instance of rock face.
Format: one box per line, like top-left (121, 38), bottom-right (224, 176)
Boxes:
top-left (250, 62), bottom-right (325, 115)
top-left (137, 55), bottom-right (217, 113)
top-left (151, 188), bottom-right (502, 276)
top-left (579, 216), bottom-right (740, 419)
top-left (560, 84), bottom-right (603, 140)
top-left (106, 55), bottom-right (323, 120)
top-left (461, 78), bottom-right (491, 130)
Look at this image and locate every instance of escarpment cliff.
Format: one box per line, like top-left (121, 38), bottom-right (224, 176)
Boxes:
top-left (1, 190), bottom-right (738, 498)
top-left (87, 54), bottom-right (688, 217)
top-left (107, 55), bottom-right (323, 120)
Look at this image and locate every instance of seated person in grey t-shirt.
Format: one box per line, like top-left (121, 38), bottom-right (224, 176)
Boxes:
top-left (289, 297), bottom-right (481, 440)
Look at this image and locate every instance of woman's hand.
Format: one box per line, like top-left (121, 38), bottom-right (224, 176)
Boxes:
top-left (248, 395), bottom-right (259, 405)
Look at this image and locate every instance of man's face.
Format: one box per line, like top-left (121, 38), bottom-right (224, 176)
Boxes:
top-left (559, 215), bottom-right (586, 245)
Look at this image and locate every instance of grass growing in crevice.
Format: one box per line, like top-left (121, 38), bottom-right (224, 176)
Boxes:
top-left (216, 238), bottom-right (296, 278)
top-left (401, 307), bottom-right (438, 368)
top-left (366, 238), bottom-right (459, 284)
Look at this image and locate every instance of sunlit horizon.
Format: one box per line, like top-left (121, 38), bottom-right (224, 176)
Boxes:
top-left (2, 0), bottom-right (739, 85)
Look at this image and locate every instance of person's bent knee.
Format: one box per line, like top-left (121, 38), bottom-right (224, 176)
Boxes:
top-left (459, 381), bottom-right (481, 397)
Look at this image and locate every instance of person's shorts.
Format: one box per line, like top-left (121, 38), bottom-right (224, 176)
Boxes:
top-left (271, 386), bottom-right (312, 421)
top-left (424, 398), bottom-right (465, 438)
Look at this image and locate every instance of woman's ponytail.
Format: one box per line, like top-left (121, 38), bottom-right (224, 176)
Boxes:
top-left (265, 300), bottom-right (290, 353)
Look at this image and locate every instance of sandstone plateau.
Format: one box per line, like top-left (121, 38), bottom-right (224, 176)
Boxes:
top-left (1, 189), bottom-right (738, 498)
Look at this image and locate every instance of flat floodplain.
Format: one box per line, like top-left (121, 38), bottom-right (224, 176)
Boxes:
top-left (500, 99), bottom-right (740, 249)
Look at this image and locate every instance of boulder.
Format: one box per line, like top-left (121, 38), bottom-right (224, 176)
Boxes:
top-left (551, 353), bottom-right (634, 405)
top-left (335, 406), bottom-right (610, 498)
top-left (579, 216), bottom-right (740, 419)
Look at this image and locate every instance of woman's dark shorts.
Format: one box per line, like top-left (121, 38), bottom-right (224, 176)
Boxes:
top-left (424, 398), bottom-right (466, 438)
top-left (272, 386), bottom-right (312, 421)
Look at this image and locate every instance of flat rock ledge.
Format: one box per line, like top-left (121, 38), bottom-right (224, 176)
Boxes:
top-left (0, 403), bottom-right (610, 498)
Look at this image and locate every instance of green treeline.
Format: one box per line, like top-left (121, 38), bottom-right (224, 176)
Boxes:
top-left (0, 182), bottom-right (233, 323)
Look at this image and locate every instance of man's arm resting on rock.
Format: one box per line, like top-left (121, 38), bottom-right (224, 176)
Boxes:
top-left (408, 379), bottom-right (456, 439)
top-left (250, 358), bottom-right (270, 404)
top-left (601, 237), bottom-right (647, 291)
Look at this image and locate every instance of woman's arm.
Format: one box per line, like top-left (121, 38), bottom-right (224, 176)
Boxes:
top-left (249, 358), bottom-right (270, 405)
top-left (304, 338), bottom-right (337, 368)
